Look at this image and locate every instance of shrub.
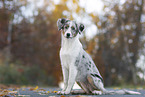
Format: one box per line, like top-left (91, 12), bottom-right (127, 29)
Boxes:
top-left (0, 64), bottom-right (48, 86)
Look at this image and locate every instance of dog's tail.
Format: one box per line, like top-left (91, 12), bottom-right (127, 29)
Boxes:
top-left (103, 89), bottom-right (141, 95)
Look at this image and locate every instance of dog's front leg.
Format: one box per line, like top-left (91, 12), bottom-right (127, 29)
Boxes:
top-left (62, 67), bottom-right (69, 91)
top-left (57, 67), bottom-right (69, 94)
top-left (64, 65), bottom-right (78, 94)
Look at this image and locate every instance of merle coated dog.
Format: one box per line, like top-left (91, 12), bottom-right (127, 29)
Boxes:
top-left (57, 18), bottom-right (141, 95)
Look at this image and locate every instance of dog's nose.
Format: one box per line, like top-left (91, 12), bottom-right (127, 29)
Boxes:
top-left (66, 33), bottom-right (70, 37)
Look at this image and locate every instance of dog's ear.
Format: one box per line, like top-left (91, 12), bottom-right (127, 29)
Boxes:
top-left (57, 18), bottom-right (67, 31)
top-left (78, 23), bottom-right (85, 34)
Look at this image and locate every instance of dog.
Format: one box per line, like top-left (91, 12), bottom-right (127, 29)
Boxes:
top-left (57, 18), bottom-right (141, 95)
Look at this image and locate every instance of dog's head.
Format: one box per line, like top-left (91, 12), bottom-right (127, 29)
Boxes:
top-left (57, 18), bottom-right (84, 39)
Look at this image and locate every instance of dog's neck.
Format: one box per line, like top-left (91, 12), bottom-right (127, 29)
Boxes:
top-left (61, 32), bottom-right (82, 49)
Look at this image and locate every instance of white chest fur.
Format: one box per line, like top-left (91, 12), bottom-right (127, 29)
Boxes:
top-left (60, 34), bottom-right (82, 69)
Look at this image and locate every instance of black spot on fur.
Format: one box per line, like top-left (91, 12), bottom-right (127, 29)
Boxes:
top-left (79, 24), bottom-right (84, 32)
top-left (75, 23), bottom-right (79, 33)
top-left (91, 73), bottom-right (103, 82)
top-left (75, 60), bottom-right (79, 66)
top-left (91, 74), bottom-right (95, 77)
top-left (87, 68), bottom-right (89, 70)
top-left (58, 18), bottom-right (70, 30)
top-left (61, 18), bottom-right (66, 23)
top-left (89, 65), bottom-right (91, 67)
top-left (82, 55), bottom-right (85, 58)
top-left (76, 60), bottom-right (79, 62)
top-left (89, 61), bottom-right (91, 64)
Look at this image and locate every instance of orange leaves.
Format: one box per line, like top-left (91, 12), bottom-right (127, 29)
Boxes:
top-left (29, 86), bottom-right (59, 95)
top-left (29, 86), bottom-right (39, 91)
top-left (0, 84), bottom-right (20, 96)
top-left (34, 86), bottom-right (39, 90)
top-left (52, 91), bottom-right (58, 93)
top-left (0, 85), bottom-right (60, 96)
top-left (0, 89), bottom-right (18, 96)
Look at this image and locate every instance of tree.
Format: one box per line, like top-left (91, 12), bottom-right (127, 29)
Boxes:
top-left (90, 0), bottom-right (145, 86)
top-left (0, 0), bottom-right (27, 65)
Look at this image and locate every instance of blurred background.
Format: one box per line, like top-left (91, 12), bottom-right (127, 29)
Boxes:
top-left (0, 0), bottom-right (144, 87)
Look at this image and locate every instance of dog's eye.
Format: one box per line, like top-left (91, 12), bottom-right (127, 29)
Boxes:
top-left (65, 25), bottom-right (69, 29)
top-left (71, 26), bottom-right (75, 30)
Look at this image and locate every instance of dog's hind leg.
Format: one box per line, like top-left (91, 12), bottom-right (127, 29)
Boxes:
top-left (77, 82), bottom-right (91, 94)
top-left (87, 75), bottom-right (112, 95)
top-left (71, 87), bottom-right (86, 95)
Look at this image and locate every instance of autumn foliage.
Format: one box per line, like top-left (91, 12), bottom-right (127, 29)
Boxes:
top-left (0, 0), bottom-right (144, 86)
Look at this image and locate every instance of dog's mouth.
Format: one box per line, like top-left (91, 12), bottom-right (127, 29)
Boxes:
top-left (66, 36), bottom-right (73, 39)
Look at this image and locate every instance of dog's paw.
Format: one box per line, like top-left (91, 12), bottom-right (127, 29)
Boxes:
top-left (57, 91), bottom-right (62, 94)
top-left (64, 91), bottom-right (71, 94)
top-left (92, 90), bottom-right (102, 95)
top-left (57, 91), bottom-right (64, 95)
top-left (57, 91), bottom-right (70, 95)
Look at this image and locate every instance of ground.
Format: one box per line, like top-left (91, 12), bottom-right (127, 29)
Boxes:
top-left (1, 86), bottom-right (144, 97)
